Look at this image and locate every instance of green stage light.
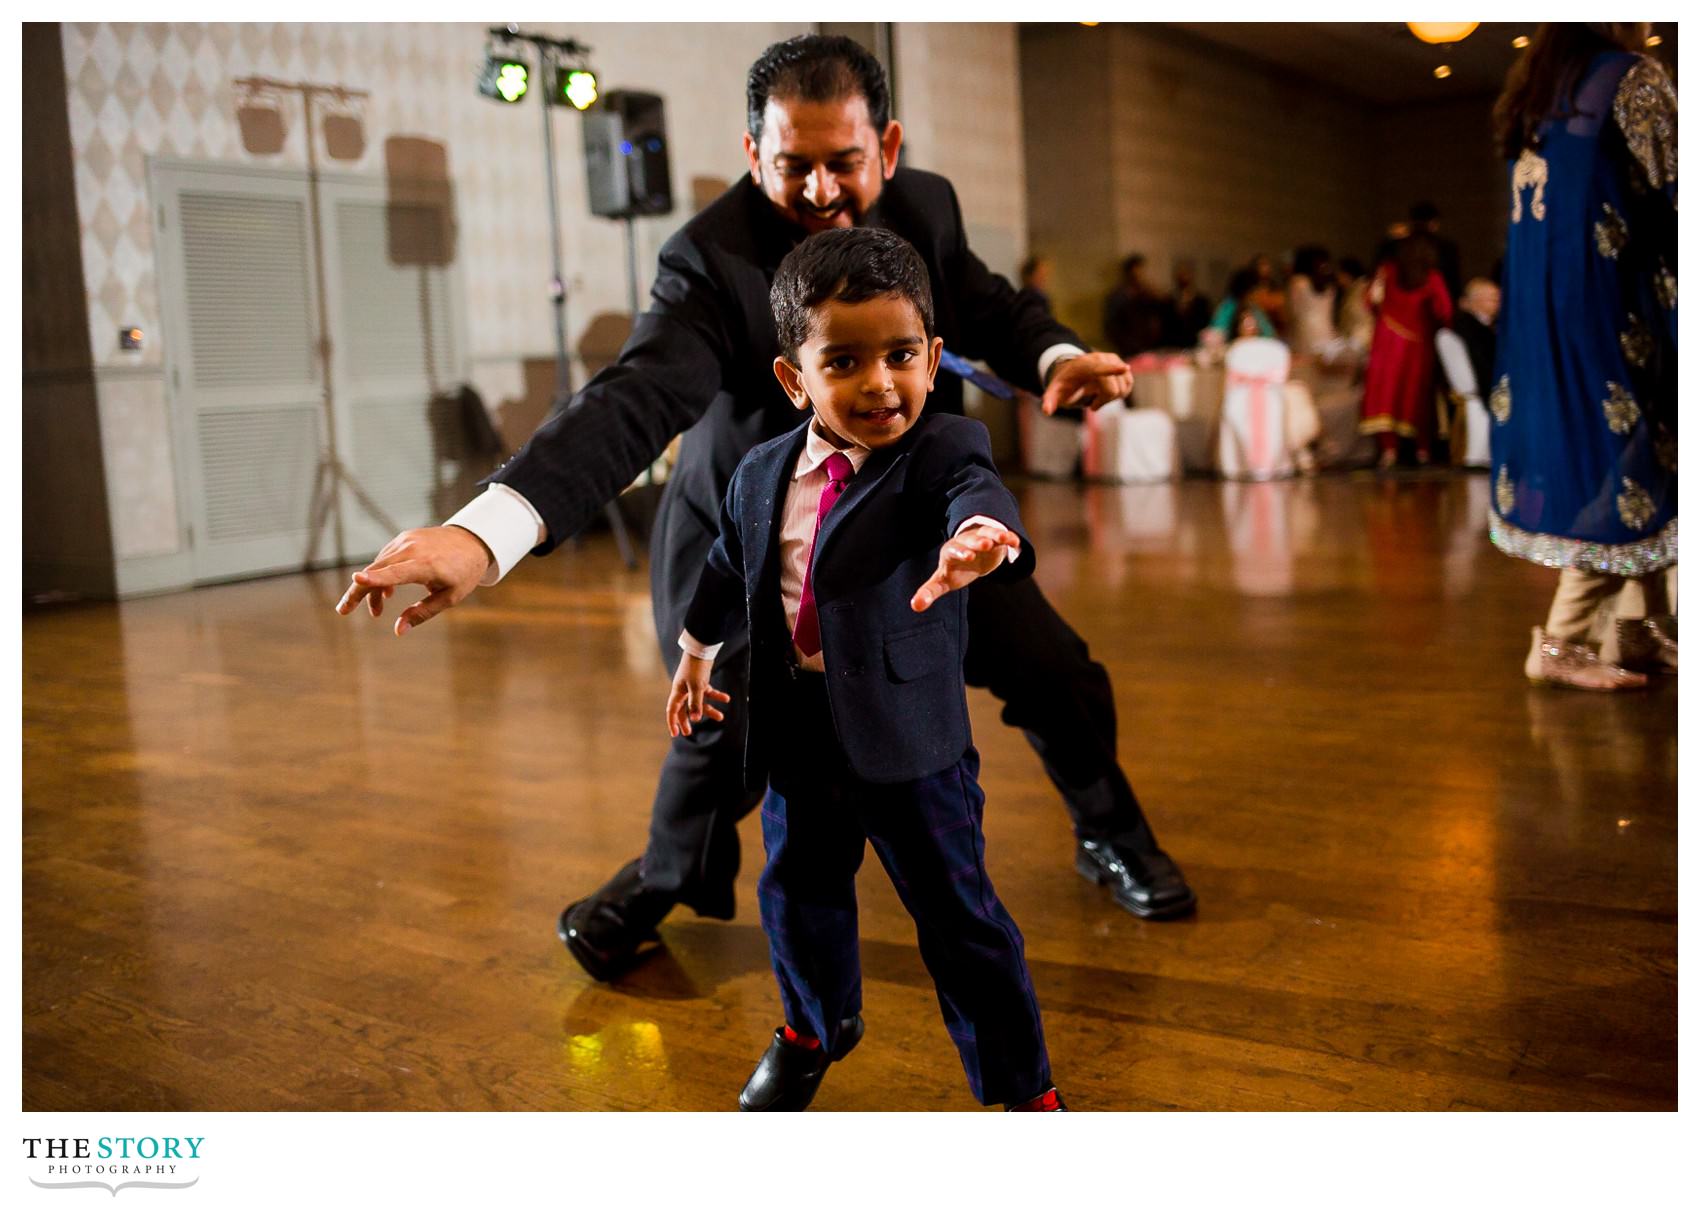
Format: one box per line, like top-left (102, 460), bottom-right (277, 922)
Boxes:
top-left (565, 69), bottom-right (598, 110)
top-left (478, 55), bottom-right (530, 103)
top-left (549, 66), bottom-right (598, 110)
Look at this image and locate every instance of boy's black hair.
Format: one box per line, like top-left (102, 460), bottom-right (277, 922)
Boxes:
top-left (771, 227), bottom-right (935, 360)
top-left (747, 35), bottom-right (891, 143)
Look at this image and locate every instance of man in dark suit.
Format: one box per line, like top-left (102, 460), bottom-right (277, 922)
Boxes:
top-left (1452, 276), bottom-right (1500, 398)
top-left (335, 35), bottom-right (1196, 983)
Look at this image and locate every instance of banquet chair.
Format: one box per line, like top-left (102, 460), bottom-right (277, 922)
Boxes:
top-left (1435, 329), bottom-right (1492, 469)
top-left (1217, 337), bottom-right (1294, 479)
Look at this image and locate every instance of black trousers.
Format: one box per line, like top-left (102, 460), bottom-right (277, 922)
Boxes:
top-left (759, 672), bottom-right (1050, 1107)
top-left (643, 508), bottom-right (1159, 919)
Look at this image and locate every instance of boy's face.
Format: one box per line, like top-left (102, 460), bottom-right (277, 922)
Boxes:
top-left (773, 293), bottom-right (942, 450)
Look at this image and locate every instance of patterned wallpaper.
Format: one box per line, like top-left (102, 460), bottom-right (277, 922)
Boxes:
top-left (58, 21), bottom-right (809, 374)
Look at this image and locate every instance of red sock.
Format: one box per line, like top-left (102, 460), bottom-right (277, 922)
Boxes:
top-left (781, 1025), bottom-right (821, 1050)
top-left (1008, 1087), bottom-right (1063, 1111)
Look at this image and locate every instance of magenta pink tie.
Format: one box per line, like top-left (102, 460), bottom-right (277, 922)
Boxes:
top-left (792, 451), bottom-right (854, 657)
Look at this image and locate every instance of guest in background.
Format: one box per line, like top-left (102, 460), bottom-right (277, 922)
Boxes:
top-left (1020, 254), bottom-right (1055, 313)
top-left (1102, 253), bottom-right (1167, 356)
top-left (1360, 233), bottom-right (1453, 469)
top-left (1207, 268), bottom-right (1276, 340)
top-left (1101, 249), bottom-right (1169, 351)
top-left (1335, 257), bottom-right (1376, 357)
top-left (1287, 244), bottom-right (1340, 362)
top-left (1160, 260), bottom-right (1214, 348)
top-left (1371, 220), bottom-right (1411, 273)
top-left (1452, 277), bottom-right (1501, 405)
top-left (1228, 305), bottom-right (1264, 341)
top-left (1489, 22), bottom-right (1676, 690)
top-left (1245, 253), bottom-right (1288, 337)
top-left (1410, 201), bottom-right (1463, 302)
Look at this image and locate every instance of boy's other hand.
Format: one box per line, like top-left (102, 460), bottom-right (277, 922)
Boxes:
top-left (1040, 351), bottom-right (1134, 415)
top-left (333, 526), bottom-right (494, 636)
top-left (910, 525), bottom-right (1022, 613)
top-left (667, 654), bottom-right (732, 738)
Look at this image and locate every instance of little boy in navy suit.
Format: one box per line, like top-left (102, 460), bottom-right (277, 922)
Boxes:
top-left (665, 227), bottom-right (1064, 1112)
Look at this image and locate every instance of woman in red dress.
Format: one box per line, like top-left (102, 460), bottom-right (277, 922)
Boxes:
top-left (1359, 235), bottom-right (1454, 468)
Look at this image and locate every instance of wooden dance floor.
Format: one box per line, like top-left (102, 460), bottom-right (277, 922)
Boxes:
top-left (23, 472), bottom-right (1677, 1111)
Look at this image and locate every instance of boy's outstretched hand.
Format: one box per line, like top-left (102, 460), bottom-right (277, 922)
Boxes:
top-left (911, 524), bottom-right (1022, 613)
top-left (666, 653), bottom-right (732, 738)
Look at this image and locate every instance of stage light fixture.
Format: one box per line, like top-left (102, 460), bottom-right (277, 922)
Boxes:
top-left (1433, 64), bottom-right (1452, 79)
top-left (551, 65), bottom-right (599, 110)
top-left (1646, 34), bottom-right (1663, 48)
top-left (478, 53), bottom-right (530, 103)
top-left (1511, 35), bottom-right (1529, 48)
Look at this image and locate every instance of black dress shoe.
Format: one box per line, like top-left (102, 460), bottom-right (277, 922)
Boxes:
top-left (1076, 840), bottom-right (1197, 920)
top-left (738, 1015), bottom-right (865, 1112)
top-left (556, 858), bottom-right (676, 982)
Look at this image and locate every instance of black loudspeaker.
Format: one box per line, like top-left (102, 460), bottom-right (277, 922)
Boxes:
top-left (583, 90), bottom-right (673, 219)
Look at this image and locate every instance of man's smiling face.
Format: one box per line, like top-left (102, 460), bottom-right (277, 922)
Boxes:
top-left (744, 93), bottom-right (903, 234)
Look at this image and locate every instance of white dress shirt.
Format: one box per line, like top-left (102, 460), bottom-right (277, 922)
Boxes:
top-left (443, 346), bottom-right (1081, 589)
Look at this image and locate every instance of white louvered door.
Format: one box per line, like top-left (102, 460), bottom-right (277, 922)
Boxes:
top-left (156, 166), bottom-right (326, 582)
top-left (154, 161), bottom-right (466, 583)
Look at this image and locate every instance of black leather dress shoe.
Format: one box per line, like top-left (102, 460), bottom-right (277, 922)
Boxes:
top-left (1076, 840), bottom-right (1197, 920)
top-left (556, 858), bottom-right (676, 982)
top-left (738, 1015), bottom-right (865, 1112)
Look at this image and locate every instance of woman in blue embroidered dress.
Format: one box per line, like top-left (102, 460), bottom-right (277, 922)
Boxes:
top-left (1490, 23), bottom-right (1677, 690)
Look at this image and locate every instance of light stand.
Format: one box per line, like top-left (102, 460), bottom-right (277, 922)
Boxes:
top-left (489, 26), bottom-right (637, 569)
top-left (236, 76), bottom-right (400, 569)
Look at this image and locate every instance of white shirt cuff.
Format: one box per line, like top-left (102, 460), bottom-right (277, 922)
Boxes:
top-left (1038, 343), bottom-right (1086, 385)
top-left (678, 629), bottom-right (724, 662)
top-left (444, 484), bottom-right (546, 586)
top-left (956, 515), bottom-right (1011, 570)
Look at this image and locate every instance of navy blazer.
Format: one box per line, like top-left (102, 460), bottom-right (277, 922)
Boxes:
top-left (684, 413), bottom-right (1034, 785)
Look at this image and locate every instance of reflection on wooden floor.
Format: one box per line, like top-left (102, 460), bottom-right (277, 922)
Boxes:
top-left (23, 472), bottom-right (1676, 1111)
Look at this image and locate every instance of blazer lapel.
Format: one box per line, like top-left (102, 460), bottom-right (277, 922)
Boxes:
top-left (812, 438), bottom-right (909, 568)
top-left (740, 423), bottom-right (810, 593)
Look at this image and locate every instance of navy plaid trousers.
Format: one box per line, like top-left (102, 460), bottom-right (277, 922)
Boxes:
top-left (760, 673), bottom-right (1051, 1107)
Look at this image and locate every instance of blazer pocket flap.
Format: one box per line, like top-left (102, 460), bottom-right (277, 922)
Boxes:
top-left (884, 623), bottom-right (948, 683)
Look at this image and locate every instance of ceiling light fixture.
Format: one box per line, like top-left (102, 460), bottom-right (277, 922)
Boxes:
top-left (1408, 22), bottom-right (1479, 45)
top-left (1512, 35), bottom-right (1530, 49)
top-left (1433, 64), bottom-right (1452, 79)
top-left (1646, 34), bottom-right (1663, 48)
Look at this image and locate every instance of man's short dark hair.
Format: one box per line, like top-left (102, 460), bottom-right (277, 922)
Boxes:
top-left (747, 35), bottom-right (891, 142)
top-left (771, 227), bottom-right (934, 360)
top-left (1409, 200), bottom-right (1441, 224)
top-left (1121, 253), bottom-right (1147, 276)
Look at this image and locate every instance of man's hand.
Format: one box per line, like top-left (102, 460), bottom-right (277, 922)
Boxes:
top-left (1040, 352), bottom-right (1134, 415)
top-left (911, 524), bottom-right (1022, 613)
top-left (666, 654), bottom-right (731, 737)
top-left (333, 525), bottom-right (494, 636)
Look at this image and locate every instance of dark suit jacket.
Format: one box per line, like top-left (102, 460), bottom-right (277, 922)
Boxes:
top-left (480, 168), bottom-right (1078, 645)
top-left (1452, 311), bottom-right (1497, 398)
top-left (684, 413), bottom-right (1034, 785)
